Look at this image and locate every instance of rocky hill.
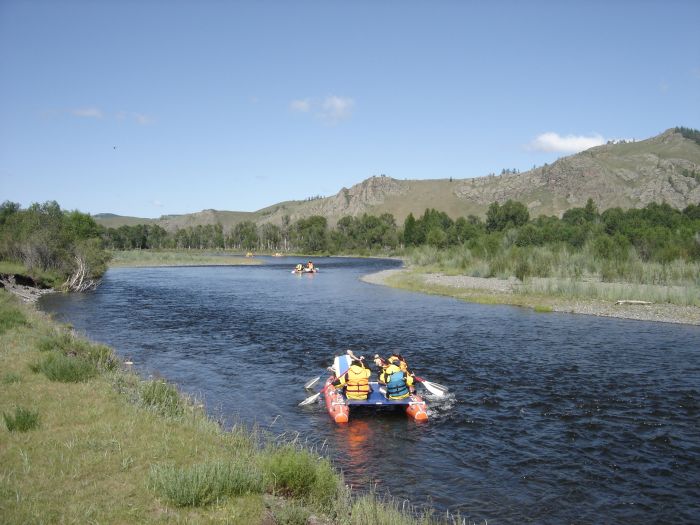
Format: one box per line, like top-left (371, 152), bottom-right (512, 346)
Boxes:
top-left (95, 128), bottom-right (700, 230)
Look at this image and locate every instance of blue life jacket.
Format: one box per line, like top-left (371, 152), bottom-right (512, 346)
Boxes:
top-left (386, 370), bottom-right (409, 399)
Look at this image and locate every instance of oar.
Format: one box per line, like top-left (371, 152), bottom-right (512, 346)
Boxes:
top-left (304, 376), bottom-right (321, 389)
top-left (414, 376), bottom-right (448, 397)
top-left (298, 391), bottom-right (322, 406)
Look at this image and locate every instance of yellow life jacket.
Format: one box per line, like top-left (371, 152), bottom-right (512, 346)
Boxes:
top-left (334, 363), bottom-right (371, 400)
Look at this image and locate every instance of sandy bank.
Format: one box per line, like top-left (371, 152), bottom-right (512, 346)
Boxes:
top-left (361, 268), bottom-right (700, 326)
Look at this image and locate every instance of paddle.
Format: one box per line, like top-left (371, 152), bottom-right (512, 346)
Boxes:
top-left (304, 376), bottom-right (321, 390)
top-left (414, 376), bottom-right (448, 397)
top-left (298, 390), bottom-right (322, 406)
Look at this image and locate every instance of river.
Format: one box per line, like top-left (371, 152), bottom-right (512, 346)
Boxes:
top-left (39, 256), bottom-right (700, 524)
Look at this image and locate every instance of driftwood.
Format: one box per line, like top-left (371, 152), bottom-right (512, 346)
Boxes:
top-left (615, 300), bottom-right (653, 305)
top-left (63, 255), bottom-right (100, 292)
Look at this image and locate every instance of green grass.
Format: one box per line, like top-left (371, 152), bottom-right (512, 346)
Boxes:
top-left (0, 304), bottom-right (27, 335)
top-left (139, 379), bottom-right (187, 418)
top-left (149, 460), bottom-right (265, 507)
top-left (403, 244), bottom-right (700, 307)
top-left (36, 330), bottom-right (118, 370)
top-left (109, 249), bottom-right (263, 267)
top-left (2, 372), bottom-right (22, 384)
top-left (3, 406), bottom-right (40, 432)
top-left (30, 352), bottom-right (99, 382)
top-left (261, 444), bottom-right (339, 507)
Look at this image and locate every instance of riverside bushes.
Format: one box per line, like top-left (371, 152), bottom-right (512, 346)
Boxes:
top-left (0, 200), bottom-right (110, 289)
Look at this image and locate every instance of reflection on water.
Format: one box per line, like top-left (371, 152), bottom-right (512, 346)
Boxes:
top-left (40, 256), bottom-right (700, 524)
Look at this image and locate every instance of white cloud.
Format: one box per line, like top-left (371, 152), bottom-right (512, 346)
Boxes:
top-left (133, 113), bottom-right (155, 125)
top-left (151, 200), bottom-right (163, 208)
top-left (72, 107), bottom-right (103, 119)
top-left (320, 96), bottom-right (354, 121)
top-left (528, 132), bottom-right (606, 153)
top-left (290, 95), bottom-right (355, 122)
top-left (290, 99), bottom-right (311, 112)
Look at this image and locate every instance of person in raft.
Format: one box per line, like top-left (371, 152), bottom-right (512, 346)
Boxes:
top-left (332, 356), bottom-right (371, 400)
top-left (374, 354), bottom-right (415, 399)
top-left (295, 263), bottom-right (303, 272)
top-left (306, 260), bottom-right (314, 271)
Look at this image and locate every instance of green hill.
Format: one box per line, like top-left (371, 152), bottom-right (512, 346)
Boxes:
top-left (94, 127), bottom-right (700, 231)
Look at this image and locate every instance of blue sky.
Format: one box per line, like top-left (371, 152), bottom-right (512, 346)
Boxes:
top-left (1, 1), bottom-right (699, 218)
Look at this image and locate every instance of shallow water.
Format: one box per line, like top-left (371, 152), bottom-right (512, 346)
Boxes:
top-left (40, 256), bottom-right (700, 524)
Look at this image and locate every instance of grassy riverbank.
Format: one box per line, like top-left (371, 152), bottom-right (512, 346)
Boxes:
top-left (0, 290), bottom-right (444, 524)
top-left (108, 250), bottom-right (263, 267)
top-left (363, 268), bottom-right (700, 325)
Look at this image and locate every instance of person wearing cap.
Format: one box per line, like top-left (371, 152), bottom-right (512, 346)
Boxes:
top-left (332, 356), bottom-right (371, 400)
top-left (374, 354), bottom-right (414, 400)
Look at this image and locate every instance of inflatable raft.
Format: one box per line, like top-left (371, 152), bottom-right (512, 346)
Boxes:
top-left (291, 268), bottom-right (318, 274)
top-left (322, 355), bottom-right (428, 423)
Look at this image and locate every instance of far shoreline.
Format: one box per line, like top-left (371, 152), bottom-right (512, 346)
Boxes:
top-left (360, 267), bottom-right (700, 326)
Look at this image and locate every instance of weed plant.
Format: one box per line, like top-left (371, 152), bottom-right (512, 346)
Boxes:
top-left (139, 379), bottom-right (186, 418)
top-left (262, 444), bottom-right (339, 507)
top-left (30, 351), bottom-right (98, 382)
top-left (3, 406), bottom-right (39, 432)
top-left (2, 372), bottom-right (21, 384)
top-left (36, 330), bottom-right (117, 370)
top-left (272, 503), bottom-right (311, 525)
top-left (0, 302), bottom-right (26, 335)
top-left (149, 460), bottom-right (265, 507)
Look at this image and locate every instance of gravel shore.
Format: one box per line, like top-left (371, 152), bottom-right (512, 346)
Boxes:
top-left (361, 268), bottom-right (700, 326)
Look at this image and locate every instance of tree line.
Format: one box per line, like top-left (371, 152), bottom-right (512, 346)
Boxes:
top-left (101, 199), bottom-right (700, 263)
top-left (0, 201), bottom-right (110, 289)
top-left (2, 198), bottom-right (699, 286)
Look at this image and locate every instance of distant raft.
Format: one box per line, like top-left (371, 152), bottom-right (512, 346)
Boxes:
top-left (291, 267), bottom-right (319, 274)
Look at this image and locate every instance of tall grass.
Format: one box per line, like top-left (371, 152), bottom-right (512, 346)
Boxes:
top-left (520, 278), bottom-right (700, 306)
top-left (3, 406), bottom-right (40, 432)
top-left (30, 351), bottom-right (98, 382)
top-left (2, 372), bottom-right (22, 384)
top-left (404, 243), bottom-right (700, 305)
top-left (139, 379), bottom-right (187, 418)
top-left (0, 297), bottom-right (27, 335)
top-left (261, 443), bottom-right (340, 507)
top-left (36, 330), bottom-right (117, 370)
top-left (149, 460), bottom-right (265, 507)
